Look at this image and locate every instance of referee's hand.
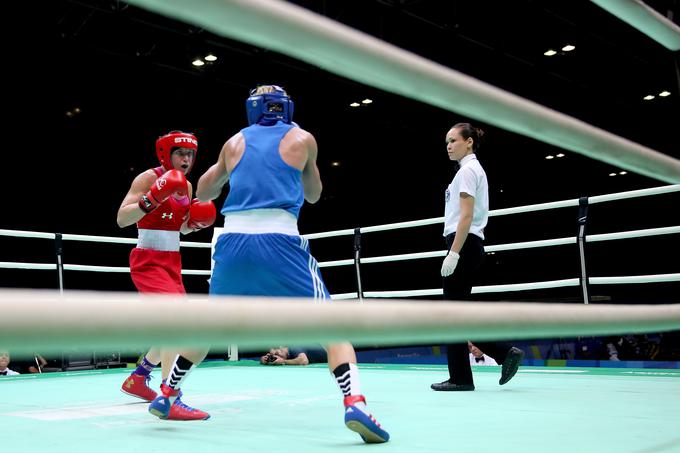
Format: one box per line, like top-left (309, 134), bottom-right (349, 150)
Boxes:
top-left (440, 251), bottom-right (460, 277)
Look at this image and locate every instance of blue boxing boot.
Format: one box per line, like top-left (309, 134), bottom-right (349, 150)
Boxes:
top-left (343, 395), bottom-right (389, 443)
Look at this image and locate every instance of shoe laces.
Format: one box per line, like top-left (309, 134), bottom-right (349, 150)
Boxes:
top-left (173, 395), bottom-right (196, 412)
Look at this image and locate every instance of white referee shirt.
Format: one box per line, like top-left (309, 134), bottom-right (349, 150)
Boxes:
top-left (469, 353), bottom-right (498, 366)
top-left (443, 154), bottom-right (489, 239)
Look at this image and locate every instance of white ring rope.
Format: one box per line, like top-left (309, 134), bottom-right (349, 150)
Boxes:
top-left (590, 274), bottom-right (680, 285)
top-left (2, 184), bottom-right (679, 294)
top-left (360, 225), bottom-right (680, 264)
top-left (1, 262), bottom-right (56, 271)
top-left (0, 262), bottom-right (210, 275)
top-left (2, 186), bottom-right (677, 243)
top-left (361, 273), bottom-right (680, 299)
top-left (588, 185), bottom-right (680, 204)
top-left (5, 216), bottom-right (677, 294)
top-left (2, 290), bottom-right (680, 355)
top-left (5, 224), bottom-right (675, 272)
top-left (243, 184), bottom-right (680, 241)
top-left (303, 228), bottom-right (356, 240)
top-left (123, 0), bottom-right (680, 183)
top-left (5, 254), bottom-right (677, 295)
top-left (364, 278), bottom-right (582, 299)
top-left (0, 230), bottom-right (211, 248)
top-left (590, 0), bottom-right (680, 50)
top-left (62, 234), bottom-right (136, 245)
top-left (0, 230), bottom-right (55, 240)
top-left (587, 225), bottom-right (680, 243)
top-left (318, 258), bottom-right (355, 268)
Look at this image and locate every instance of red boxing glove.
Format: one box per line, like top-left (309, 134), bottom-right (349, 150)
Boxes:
top-left (138, 169), bottom-right (188, 213)
top-left (187, 199), bottom-right (216, 230)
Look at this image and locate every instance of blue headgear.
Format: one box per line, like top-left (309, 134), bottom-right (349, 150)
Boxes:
top-left (246, 85), bottom-right (295, 126)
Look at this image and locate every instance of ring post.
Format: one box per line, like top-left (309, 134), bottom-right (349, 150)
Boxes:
top-left (577, 197), bottom-right (591, 304)
top-left (353, 228), bottom-right (364, 301)
top-left (55, 233), bottom-right (64, 294)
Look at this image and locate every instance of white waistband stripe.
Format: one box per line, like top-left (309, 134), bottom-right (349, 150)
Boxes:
top-left (137, 229), bottom-right (180, 252)
top-left (222, 209), bottom-right (300, 235)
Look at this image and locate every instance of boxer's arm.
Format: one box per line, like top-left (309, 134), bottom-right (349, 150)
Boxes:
top-left (179, 182), bottom-right (196, 234)
top-left (196, 139), bottom-right (231, 202)
top-left (117, 171), bottom-right (157, 228)
top-left (301, 133), bottom-right (322, 204)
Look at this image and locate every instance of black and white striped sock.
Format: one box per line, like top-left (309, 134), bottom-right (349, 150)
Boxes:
top-left (332, 363), bottom-right (367, 410)
top-left (167, 355), bottom-right (195, 392)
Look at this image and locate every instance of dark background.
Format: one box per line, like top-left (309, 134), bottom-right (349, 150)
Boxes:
top-left (3, 0), bottom-right (679, 310)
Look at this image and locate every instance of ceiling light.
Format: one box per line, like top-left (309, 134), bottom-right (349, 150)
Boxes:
top-left (609, 172), bottom-right (617, 177)
top-left (619, 171), bottom-right (627, 175)
top-left (643, 95), bottom-right (655, 100)
top-left (556, 153), bottom-right (565, 158)
top-left (659, 91), bottom-right (671, 97)
top-left (544, 49), bottom-right (557, 56)
top-left (350, 102), bottom-right (360, 107)
top-left (545, 155), bottom-right (554, 159)
top-left (361, 98), bottom-right (373, 104)
top-left (331, 161), bottom-right (341, 167)
top-left (192, 59), bottom-right (205, 67)
top-left (204, 54), bottom-right (217, 62)
top-left (562, 45), bottom-right (575, 51)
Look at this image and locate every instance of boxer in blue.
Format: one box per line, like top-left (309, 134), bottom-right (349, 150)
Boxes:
top-left (196, 85), bottom-right (389, 444)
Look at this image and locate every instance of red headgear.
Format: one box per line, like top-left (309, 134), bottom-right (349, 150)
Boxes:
top-left (155, 131), bottom-right (198, 173)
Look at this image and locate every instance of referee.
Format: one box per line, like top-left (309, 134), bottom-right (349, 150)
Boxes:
top-left (432, 122), bottom-right (524, 391)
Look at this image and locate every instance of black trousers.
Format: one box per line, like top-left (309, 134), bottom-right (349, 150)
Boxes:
top-left (443, 233), bottom-right (512, 385)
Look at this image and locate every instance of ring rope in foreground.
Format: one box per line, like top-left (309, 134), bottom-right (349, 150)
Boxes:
top-left (123, 0), bottom-right (680, 183)
top-left (590, 0), bottom-right (680, 50)
top-left (2, 289), bottom-right (680, 355)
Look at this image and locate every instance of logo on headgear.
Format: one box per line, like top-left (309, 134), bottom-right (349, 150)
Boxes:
top-left (245, 85), bottom-right (294, 126)
top-left (174, 137), bottom-right (198, 146)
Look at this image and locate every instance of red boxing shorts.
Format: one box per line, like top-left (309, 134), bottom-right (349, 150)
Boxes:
top-left (129, 248), bottom-right (185, 294)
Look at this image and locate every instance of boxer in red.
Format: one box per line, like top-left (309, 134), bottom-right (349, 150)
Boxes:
top-left (116, 130), bottom-right (216, 420)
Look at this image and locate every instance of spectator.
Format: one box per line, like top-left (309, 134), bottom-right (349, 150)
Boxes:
top-left (12, 354), bottom-right (47, 374)
top-left (0, 350), bottom-right (21, 376)
top-left (260, 346), bottom-right (328, 365)
top-left (468, 342), bottom-right (498, 366)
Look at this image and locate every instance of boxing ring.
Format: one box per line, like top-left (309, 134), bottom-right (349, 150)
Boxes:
top-left (1, 362), bottom-right (678, 453)
top-left (1, 184), bottom-right (679, 452)
top-left (2, 0), bottom-right (680, 451)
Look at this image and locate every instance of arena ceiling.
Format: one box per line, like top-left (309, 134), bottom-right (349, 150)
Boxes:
top-left (7, 0), bottom-right (680, 235)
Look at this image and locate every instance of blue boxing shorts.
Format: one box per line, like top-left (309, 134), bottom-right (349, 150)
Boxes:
top-left (210, 232), bottom-right (330, 301)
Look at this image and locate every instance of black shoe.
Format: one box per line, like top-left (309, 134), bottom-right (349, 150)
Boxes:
top-left (499, 347), bottom-right (525, 385)
top-left (430, 380), bottom-right (475, 391)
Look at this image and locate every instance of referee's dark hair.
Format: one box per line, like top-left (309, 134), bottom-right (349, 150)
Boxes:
top-left (452, 123), bottom-right (485, 152)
